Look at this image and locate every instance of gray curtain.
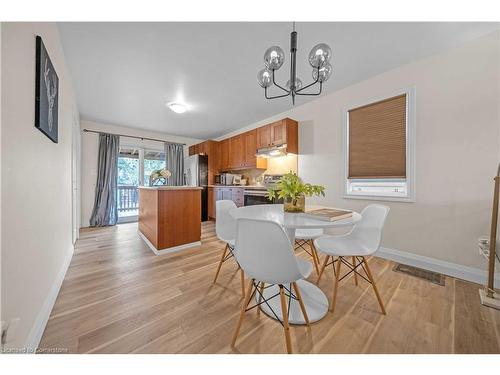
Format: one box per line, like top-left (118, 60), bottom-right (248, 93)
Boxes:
top-left (89, 133), bottom-right (120, 226)
top-left (164, 142), bottom-right (185, 186)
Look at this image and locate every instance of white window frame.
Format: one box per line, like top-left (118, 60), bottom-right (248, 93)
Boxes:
top-left (342, 87), bottom-right (416, 202)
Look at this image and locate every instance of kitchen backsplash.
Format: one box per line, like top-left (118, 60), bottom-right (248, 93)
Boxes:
top-left (228, 154), bottom-right (298, 185)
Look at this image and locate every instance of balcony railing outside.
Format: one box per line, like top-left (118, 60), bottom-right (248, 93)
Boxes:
top-left (117, 185), bottom-right (139, 217)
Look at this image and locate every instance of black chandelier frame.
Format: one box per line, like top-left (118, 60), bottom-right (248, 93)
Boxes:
top-left (263, 29), bottom-right (324, 105)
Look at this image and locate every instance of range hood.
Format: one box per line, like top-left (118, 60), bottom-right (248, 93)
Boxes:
top-left (256, 144), bottom-right (288, 158)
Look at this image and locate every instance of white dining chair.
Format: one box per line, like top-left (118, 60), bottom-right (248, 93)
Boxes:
top-left (294, 228), bottom-right (324, 275)
top-left (314, 204), bottom-right (390, 315)
top-left (231, 218), bottom-right (313, 354)
top-left (213, 200), bottom-right (245, 296)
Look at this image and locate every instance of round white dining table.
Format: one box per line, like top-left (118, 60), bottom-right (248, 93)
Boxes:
top-left (229, 204), bottom-right (362, 325)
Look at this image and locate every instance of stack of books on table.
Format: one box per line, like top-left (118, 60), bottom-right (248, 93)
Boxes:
top-left (303, 208), bottom-right (353, 222)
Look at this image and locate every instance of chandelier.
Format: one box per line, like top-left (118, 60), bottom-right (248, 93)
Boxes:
top-left (257, 23), bottom-right (333, 105)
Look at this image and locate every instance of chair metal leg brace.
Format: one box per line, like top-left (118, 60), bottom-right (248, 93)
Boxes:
top-left (294, 239), bottom-right (320, 275)
top-left (329, 256), bottom-right (386, 315)
top-left (316, 255), bottom-right (339, 283)
top-left (231, 279), bottom-right (309, 354)
top-left (337, 256), bottom-right (371, 284)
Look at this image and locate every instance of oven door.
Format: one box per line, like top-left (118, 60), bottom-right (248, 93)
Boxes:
top-left (244, 193), bottom-right (269, 206)
top-left (244, 191), bottom-right (283, 206)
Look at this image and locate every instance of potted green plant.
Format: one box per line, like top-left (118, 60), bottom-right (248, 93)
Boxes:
top-left (267, 171), bottom-right (325, 213)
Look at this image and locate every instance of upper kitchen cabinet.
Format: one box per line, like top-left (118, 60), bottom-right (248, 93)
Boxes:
top-left (255, 118), bottom-right (298, 154)
top-left (219, 138), bottom-right (231, 171)
top-left (188, 143), bottom-right (197, 156)
top-left (243, 130), bottom-right (267, 169)
top-left (270, 120), bottom-right (286, 146)
top-left (189, 140), bottom-right (216, 156)
top-left (243, 130), bottom-right (256, 166)
top-left (229, 134), bottom-right (245, 169)
top-left (256, 124), bottom-right (272, 149)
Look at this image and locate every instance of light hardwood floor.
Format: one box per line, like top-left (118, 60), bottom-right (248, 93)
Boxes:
top-left (39, 222), bottom-right (500, 354)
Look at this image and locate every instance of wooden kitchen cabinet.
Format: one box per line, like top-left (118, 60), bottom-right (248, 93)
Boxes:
top-left (256, 118), bottom-right (298, 153)
top-left (243, 130), bottom-right (256, 166)
top-left (270, 120), bottom-right (286, 146)
top-left (189, 140), bottom-right (211, 156)
top-left (218, 131), bottom-right (267, 171)
top-left (256, 124), bottom-right (272, 149)
top-left (208, 185), bottom-right (234, 220)
top-left (219, 139), bottom-right (230, 171)
top-left (208, 187), bottom-right (214, 219)
top-left (256, 120), bottom-right (286, 148)
top-left (230, 134), bottom-right (245, 169)
top-left (188, 143), bottom-right (197, 156)
top-left (215, 117), bottom-right (297, 172)
top-left (243, 130), bottom-right (267, 169)
top-left (210, 186), bottom-right (245, 219)
top-left (208, 187), bottom-right (222, 220)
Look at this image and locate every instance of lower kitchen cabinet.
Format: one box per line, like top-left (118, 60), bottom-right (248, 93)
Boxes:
top-left (208, 186), bottom-right (245, 220)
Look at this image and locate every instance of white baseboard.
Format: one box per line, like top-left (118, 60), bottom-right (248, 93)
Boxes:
top-left (377, 247), bottom-right (500, 286)
top-left (138, 231), bottom-right (201, 256)
top-left (24, 246), bottom-right (74, 350)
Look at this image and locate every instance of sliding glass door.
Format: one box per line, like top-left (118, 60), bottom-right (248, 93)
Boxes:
top-left (143, 150), bottom-right (166, 186)
top-left (117, 146), bottom-right (166, 223)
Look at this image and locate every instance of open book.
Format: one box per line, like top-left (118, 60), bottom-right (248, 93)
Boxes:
top-left (303, 208), bottom-right (353, 222)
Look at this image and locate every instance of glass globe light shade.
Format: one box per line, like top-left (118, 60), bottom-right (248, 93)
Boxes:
top-left (264, 46), bottom-right (285, 70)
top-left (312, 63), bottom-right (333, 83)
top-left (257, 68), bottom-right (273, 88)
top-left (308, 43), bottom-right (332, 68)
top-left (286, 78), bottom-right (303, 91)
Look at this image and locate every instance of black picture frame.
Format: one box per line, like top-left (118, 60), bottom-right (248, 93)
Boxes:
top-left (35, 35), bottom-right (59, 143)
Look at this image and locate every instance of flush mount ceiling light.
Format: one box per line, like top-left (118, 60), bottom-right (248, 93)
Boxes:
top-left (257, 22), bottom-right (333, 105)
top-left (167, 102), bottom-right (187, 114)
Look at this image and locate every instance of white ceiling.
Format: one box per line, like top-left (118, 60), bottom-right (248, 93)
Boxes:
top-left (58, 22), bottom-right (499, 139)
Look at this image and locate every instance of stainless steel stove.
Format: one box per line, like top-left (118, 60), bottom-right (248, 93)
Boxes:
top-left (243, 174), bottom-right (284, 206)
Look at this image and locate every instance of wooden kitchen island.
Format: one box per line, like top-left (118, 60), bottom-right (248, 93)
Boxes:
top-left (138, 186), bottom-right (202, 255)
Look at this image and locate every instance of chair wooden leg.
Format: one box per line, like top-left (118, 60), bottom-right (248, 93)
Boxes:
top-left (213, 243), bottom-right (228, 284)
top-left (331, 256), bottom-right (342, 313)
top-left (362, 257), bottom-right (386, 315)
top-left (240, 267), bottom-right (245, 296)
top-left (316, 255), bottom-right (330, 284)
top-left (257, 282), bottom-right (265, 316)
top-left (279, 285), bottom-right (293, 354)
top-left (231, 279), bottom-right (256, 348)
top-left (352, 256), bottom-right (358, 286)
top-left (309, 240), bottom-right (320, 275)
top-left (292, 282), bottom-right (310, 326)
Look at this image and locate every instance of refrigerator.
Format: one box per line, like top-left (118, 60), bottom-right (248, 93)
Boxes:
top-left (186, 154), bottom-right (208, 222)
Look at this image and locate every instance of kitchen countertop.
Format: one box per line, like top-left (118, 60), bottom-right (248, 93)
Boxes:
top-left (138, 186), bottom-right (203, 190)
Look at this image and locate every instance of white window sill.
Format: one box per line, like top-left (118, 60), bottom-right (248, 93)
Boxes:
top-left (343, 194), bottom-right (415, 203)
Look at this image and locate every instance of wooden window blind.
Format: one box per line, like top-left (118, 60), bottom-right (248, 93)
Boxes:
top-left (348, 94), bottom-right (407, 179)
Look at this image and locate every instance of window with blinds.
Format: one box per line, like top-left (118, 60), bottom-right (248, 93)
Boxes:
top-left (348, 94), bottom-right (407, 179)
top-left (344, 90), bottom-right (414, 201)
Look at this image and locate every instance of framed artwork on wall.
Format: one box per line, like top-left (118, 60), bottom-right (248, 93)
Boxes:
top-left (35, 35), bottom-right (59, 143)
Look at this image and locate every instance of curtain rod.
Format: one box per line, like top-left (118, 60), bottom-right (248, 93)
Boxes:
top-left (82, 129), bottom-right (186, 146)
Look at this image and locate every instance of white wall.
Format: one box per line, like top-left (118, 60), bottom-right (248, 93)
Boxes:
top-left (80, 120), bottom-right (201, 227)
top-left (1, 23), bottom-right (80, 349)
top-left (0, 22), bottom-right (3, 332)
top-left (219, 31), bottom-right (500, 275)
